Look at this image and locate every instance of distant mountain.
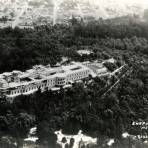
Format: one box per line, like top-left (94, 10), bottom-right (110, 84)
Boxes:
top-left (0, 0), bottom-right (147, 28)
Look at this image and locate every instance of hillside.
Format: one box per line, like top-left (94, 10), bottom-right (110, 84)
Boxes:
top-left (0, 19), bottom-right (148, 147)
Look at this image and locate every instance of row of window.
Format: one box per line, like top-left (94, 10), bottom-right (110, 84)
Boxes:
top-left (57, 78), bottom-right (65, 81)
top-left (68, 70), bottom-right (89, 79)
top-left (47, 82), bottom-right (55, 86)
top-left (8, 71), bottom-right (90, 95)
top-left (56, 81), bottom-right (66, 85)
top-left (68, 72), bottom-right (89, 81)
top-left (47, 79), bottom-right (55, 83)
top-left (10, 85), bottom-right (38, 95)
top-left (10, 82), bottom-right (56, 95)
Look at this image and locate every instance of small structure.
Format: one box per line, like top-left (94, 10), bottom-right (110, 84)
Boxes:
top-left (77, 50), bottom-right (93, 56)
top-left (55, 130), bottom-right (97, 148)
top-left (24, 127), bottom-right (38, 148)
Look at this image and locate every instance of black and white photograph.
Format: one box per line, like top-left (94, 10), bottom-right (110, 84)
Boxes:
top-left (0, 0), bottom-right (148, 148)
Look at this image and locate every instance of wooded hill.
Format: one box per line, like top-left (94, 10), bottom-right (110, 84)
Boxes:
top-left (0, 18), bottom-right (148, 148)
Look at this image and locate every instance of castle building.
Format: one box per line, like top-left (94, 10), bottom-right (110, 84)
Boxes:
top-left (0, 61), bottom-right (109, 98)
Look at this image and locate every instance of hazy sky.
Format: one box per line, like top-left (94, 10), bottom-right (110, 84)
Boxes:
top-left (90, 0), bottom-right (148, 7)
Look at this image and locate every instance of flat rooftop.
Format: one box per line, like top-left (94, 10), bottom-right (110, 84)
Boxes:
top-left (0, 59), bottom-right (114, 90)
top-left (0, 62), bottom-right (89, 89)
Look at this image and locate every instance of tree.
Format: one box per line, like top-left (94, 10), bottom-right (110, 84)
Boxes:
top-left (10, 113), bottom-right (35, 148)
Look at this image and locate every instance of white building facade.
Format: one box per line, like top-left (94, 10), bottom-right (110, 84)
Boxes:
top-left (0, 61), bottom-right (109, 98)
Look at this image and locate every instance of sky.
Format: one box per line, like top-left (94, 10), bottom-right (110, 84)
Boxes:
top-left (91, 0), bottom-right (148, 5)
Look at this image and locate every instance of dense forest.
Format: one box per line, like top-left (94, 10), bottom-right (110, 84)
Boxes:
top-left (0, 18), bottom-right (148, 148)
